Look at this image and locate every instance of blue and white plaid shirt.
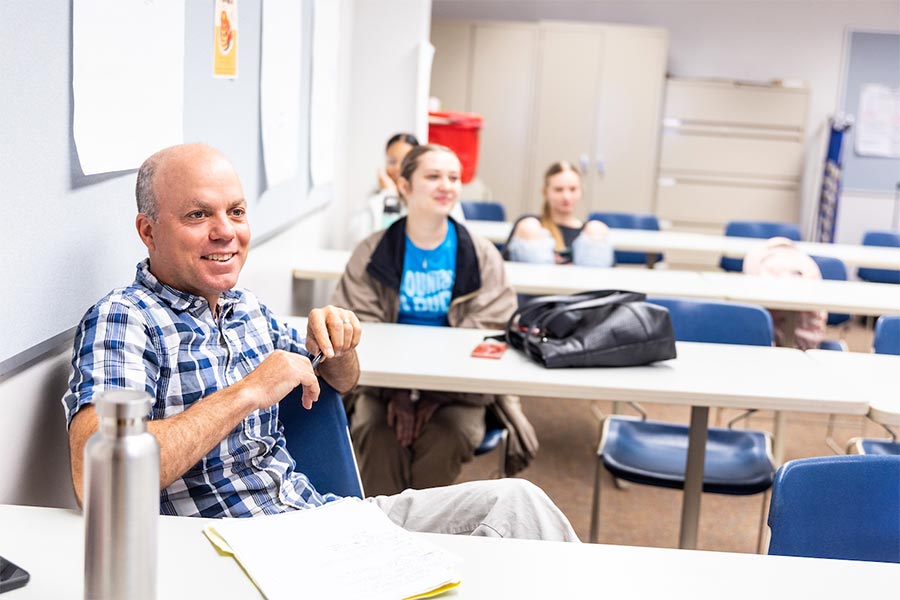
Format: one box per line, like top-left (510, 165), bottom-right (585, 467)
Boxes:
top-left (63, 260), bottom-right (338, 518)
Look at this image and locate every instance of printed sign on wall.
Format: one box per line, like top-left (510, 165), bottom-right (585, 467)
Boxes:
top-left (214, 0), bottom-right (238, 78)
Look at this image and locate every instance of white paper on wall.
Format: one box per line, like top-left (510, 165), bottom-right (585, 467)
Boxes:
top-left (855, 84), bottom-right (900, 159)
top-left (73, 0), bottom-right (185, 175)
top-left (310, 0), bottom-right (340, 188)
top-left (261, 0), bottom-right (303, 189)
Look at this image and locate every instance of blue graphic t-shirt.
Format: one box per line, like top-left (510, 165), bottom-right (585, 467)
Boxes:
top-left (398, 225), bottom-right (458, 327)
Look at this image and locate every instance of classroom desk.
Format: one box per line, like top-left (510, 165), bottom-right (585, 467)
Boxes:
top-left (804, 349), bottom-right (900, 427)
top-left (2, 504), bottom-right (897, 599)
top-left (293, 249), bottom-right (900, 316)
top-left (464, 220), bottom-right (900, 271)
top-left (284, 318), bottom-right (866, 550)
top-left (699, 271), bottom-right (900, 316)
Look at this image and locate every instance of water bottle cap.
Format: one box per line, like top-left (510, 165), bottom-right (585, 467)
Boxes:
top-left (95, 390), bottom-right (152, 420)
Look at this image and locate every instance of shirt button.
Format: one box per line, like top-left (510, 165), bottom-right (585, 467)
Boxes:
top-left (194, 300), bottom-right (202, 307)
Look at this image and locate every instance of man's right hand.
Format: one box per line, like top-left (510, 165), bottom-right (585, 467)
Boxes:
top-left (240, 349), bottom-right (320, 410)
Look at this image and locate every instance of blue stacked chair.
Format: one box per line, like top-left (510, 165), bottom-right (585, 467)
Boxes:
top-left (857, 231), bottom-right (900, 284)
top-left (588, 211), bottom-right (663, 266)
top-left (719, 221), bottom-right (801, 272)
top-left (590, 297), bottom-right (776, 543)
top-left (767, 454), bottom-right (900, 562)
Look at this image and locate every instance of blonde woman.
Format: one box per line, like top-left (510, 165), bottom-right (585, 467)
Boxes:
top-left (504, 161), bottom-right (613, 267)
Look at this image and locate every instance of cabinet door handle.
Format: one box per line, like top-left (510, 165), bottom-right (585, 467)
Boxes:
top-left (596, 155), bottom-right (605, 175)
top-left (579, 154), bottom-right (589, 173)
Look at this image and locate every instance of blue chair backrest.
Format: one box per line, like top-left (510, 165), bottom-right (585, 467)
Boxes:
top-left (720, 221), bottom-right (802, 272)
top-left (278, 379), bottom-right (363, 498)
top-left (460, 200), bottom-right (506, 222)
top-left (588, 211), bottom-right (663, 265)
top-left (809, 255), bottom-right (850, 326)
top-left (767, 454), bottom-right (900, 562)
top-left (858, 231), bottom-right (900, 284)
top-left (647, 297), bottom-right (774, 346)
top-left (874, 315), bottom-right (900, 355)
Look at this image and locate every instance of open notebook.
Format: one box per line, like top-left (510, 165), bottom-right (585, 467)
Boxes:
top-left (204, 498), bottom-right (461, 600)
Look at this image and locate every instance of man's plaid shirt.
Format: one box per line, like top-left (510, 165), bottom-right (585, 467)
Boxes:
top-left (63, 260), bottom-right (338, 517)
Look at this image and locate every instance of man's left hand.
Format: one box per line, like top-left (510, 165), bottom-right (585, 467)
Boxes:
top-left (306, 305), bottom-right (362, 362)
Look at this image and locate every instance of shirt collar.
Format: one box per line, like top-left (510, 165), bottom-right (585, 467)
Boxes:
top-left (135, 259), bottom-right (241, 314)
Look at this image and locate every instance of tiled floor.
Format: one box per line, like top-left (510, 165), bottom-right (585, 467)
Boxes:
top-left (456, 321), bottom-right (891, 550)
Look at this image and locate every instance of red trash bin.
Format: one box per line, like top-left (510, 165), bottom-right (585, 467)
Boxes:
top-left (428, 111), bottom-right (483, 183)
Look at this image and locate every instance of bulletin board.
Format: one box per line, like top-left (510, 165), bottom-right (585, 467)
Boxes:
top-left (840, 31), bottom-right (900, 195)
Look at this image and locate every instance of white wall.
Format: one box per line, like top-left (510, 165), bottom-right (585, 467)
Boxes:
top-left (432, 0), bottom-right (900, 238)
top-left (0, 0), bottom-right (433, 509)
top-left (336, 0), bottom-right (433, 250)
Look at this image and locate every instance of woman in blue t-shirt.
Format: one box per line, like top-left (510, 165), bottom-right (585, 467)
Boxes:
top-left (331, 144), bottom-right (530, 496)
top-left (504, 161), bottom-right (614, 267)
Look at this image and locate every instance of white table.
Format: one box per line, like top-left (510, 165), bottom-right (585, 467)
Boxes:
top-left (293, 249), bottom-right (900, 316)
top-left (285, 319), bottom-right (867, 550)
top-left (699, 271), bottom-right (900, 316)
top-left (464, 220), bottom-right (900, 271)
top-left (805, 349), bottom-right (900, 427)
top-left (2, 504), bottom-right (896, 599)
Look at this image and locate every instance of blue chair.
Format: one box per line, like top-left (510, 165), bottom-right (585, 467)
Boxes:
top-left (588, 211), bottom-right (663, 266)
top-left (590, 298), bottom-right (776, 543)
top-left (873, 315), bottom-right (900, 355)
top-left (849, 315), bottom-right (900, 455)
top-left (767, 455), bottom-right (900, 562)
top-left (279, 379), bottom-right (364, 498)
top-left (857, 231), bottom-right (900, 284)
top-left (474, 425), bottom-right (508, 478)
top-left (809, 255), bottom-right (850, 327)
top-left (719, 221), bottom-right (802, 272)
top-left (460, 200), bottom-right (506, 222)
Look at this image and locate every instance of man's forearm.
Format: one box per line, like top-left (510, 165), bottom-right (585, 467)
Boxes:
top-left (318, 349), bottom-right (360, 394)
top-left (69, 385), bottom-right (257, 503)
top-left (148, 384), bottom-right (257, 489)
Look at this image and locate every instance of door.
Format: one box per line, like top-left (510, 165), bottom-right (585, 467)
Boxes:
top-left (530, 24), bottom-right (604, 217)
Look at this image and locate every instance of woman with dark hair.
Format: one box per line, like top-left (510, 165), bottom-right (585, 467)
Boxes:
top-left (504, 161), bottom-right (613, 267)
top-left (332, 144), bottom-right (535, 496)
top-left (363, 133), bottom-right (466, 238)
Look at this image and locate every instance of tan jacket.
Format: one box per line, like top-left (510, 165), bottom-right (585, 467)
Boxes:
top-left (331, 218), bottom-right (539, 474)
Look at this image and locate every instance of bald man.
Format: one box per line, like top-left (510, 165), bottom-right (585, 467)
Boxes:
top-left (63, 144), bottom-right (578, 542)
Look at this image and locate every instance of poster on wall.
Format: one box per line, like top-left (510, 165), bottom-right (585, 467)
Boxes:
top-left (310, 0), bottom-right (340, 188)
top-left (855, 84), bottom-right (900, 158)
top-left (214, 0), bottom-right (238, 78)
top-left (73, 0), bottom-right (184, 175)
top-left (261, 0), bottom-right (302, 188)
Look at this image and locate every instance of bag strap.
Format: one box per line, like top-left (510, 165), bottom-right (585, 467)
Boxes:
top-left (506, 290), bottom-right (646, 346)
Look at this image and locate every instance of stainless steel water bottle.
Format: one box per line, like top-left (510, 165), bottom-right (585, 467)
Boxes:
top-left (84, 390), bottom-right (160, 600)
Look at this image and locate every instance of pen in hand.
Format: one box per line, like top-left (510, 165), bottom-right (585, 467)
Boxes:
top-left (310, 351), bottom-right (325, 370)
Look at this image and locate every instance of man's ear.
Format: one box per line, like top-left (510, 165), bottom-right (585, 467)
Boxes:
top-left (135, 214), bottom-right (156, 251)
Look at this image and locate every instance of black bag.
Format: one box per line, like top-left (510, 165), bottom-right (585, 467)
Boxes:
top-left (503, 290), bottom-right (677, 368)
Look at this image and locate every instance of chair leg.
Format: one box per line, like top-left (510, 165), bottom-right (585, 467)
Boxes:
top-left (756, 489), bottom-right (772, 554)
top-left (590, 457), bottom-right (604, 543)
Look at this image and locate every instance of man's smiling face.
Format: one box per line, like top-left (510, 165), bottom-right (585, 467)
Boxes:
top-left (136, 145), bottom-right (250, 307)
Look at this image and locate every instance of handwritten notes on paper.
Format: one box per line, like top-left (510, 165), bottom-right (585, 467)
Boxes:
top-left (204, 498), bottom-right (461, 600)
